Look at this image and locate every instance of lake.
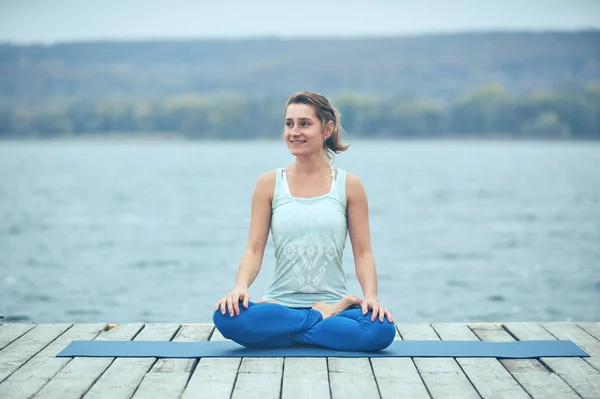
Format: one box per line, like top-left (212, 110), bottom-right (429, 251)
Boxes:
top-left (1, 139), bottom-right (599, 324)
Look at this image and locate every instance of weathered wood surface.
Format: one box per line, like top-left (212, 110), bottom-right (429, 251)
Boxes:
top-left (469, 323), bottom-right (580, 399)
top-left (540, 322), bottom-right (600, 371)
top-left (32, 323), bottom-right (144, 399)
top-left (0, 324), bottom-right (73, 384)
top-left (0, 323), bottom-right (107, 399)
top-left (0, 322), bottom-right (597, 399)
top-left (233, 357), bottom-right (283, 399)
top-left (181, 326), bottom-right (240, 399)
top-left (432, 323), bottom-right (530, 399)
top-left (371, 327), bottom-right (430, 399)
top-left (0, 324), bottom-right (36, 351)
top-left (396, 323), bottom-right (481, 398)
top-left (84, 323), bottom-right (180, 399)
top-left (132, 325), bottom-right (213, 399)
top-left (282, 357), bottom-right (330, 399)
top-left (504, 323), bottom-right (600, 399)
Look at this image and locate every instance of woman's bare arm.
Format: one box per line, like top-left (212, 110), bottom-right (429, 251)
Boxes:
top-left (346, 173), bottom-right (378, 298)
top-left (216, 170), bottom-right (275, 316)
top-left (347, 173), bottom-right (393, 322)
top-left (234, 170), bottom-right (276, 290)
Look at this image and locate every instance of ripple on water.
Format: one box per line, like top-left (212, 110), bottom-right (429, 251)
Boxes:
top-left (65, 309), bottom-right (102, 316)
top-left (438, 252), bottom-right (491, 261)
top-left (22, 294), bottom-right (52, 303)
top-left (1, 315), bottom-right (31, 322)
top-left (492, 240), bottom-right (520, 250)
top-left (446, 279), bottom-right (472, 288)
top-left (129, 259), bottom-right (184, 269)
top-left (545, 307), bottom-right (564, 317)
top-left (6, 225), bottom-right (24, 235)
top-left (176, 240), bottom-right (211, 248)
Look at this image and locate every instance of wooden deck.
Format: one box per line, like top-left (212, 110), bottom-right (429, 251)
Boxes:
top-left (0, 322), bottom-right (598, 399)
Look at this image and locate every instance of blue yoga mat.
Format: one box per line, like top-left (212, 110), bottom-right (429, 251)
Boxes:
top-left (56, 339), bottom-right (589, 359)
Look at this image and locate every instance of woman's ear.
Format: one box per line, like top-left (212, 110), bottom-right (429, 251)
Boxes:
top-left (326, 120), bottom-right (334, 136)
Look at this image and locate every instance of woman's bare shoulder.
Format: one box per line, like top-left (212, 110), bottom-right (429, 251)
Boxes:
top-left (254, 170), bottom-right (278, 198)
top-left (256, 169), bottom-right (277, 185)
top-left (343, 171), bottom-right (367, 199)
top-left (344, 171), bottom-right (363, 187)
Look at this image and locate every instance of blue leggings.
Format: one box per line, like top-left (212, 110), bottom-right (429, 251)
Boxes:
top-left (213, 301), bottom-right (396, 352)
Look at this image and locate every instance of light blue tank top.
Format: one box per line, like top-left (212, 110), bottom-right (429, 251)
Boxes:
top-left (262, 167), bottom-right (349, 308)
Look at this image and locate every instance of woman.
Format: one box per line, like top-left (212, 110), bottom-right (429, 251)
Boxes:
top-left (213, 91), bottom-right (395, 352)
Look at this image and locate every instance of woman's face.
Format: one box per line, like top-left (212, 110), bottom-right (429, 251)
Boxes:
top-left (284, 103), bottom-right (330, 158)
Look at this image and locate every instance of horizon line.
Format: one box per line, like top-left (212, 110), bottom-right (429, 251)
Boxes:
top-left (2, 27), bottom-right (599, 46)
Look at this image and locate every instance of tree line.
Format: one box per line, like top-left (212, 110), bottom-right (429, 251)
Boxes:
top-left (1, 84), bottom-right (598, 139)
top-left (1, 31), bottom-right (598, 106)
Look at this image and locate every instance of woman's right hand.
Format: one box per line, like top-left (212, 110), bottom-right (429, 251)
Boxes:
top-left (215, 287), bottom-right (250, 317)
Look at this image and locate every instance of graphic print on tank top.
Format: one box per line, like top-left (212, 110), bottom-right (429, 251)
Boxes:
top-left (284, 206), bottom-right (338, 293)
top-left (266, 167), bottom-right (348, 306)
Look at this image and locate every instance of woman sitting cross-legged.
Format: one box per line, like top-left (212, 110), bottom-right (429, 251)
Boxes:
top-left (213, 91), bottom-right (396, 352)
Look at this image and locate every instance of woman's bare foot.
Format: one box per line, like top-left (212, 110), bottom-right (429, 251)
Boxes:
top-left (312, 295), bottom-right (362, 320)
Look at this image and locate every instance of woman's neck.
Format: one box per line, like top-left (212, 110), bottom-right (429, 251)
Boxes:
top-left (292, 153), bottom-right (330, 175)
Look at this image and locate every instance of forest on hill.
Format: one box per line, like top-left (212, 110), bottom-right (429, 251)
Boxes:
top-left (0, 31), bottom-right (599, 139)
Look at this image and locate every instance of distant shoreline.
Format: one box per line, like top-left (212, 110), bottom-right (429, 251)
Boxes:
top-left (1, 132), bottom-right (599, 144)
top-left (3, 29), bottom-right (599, 46)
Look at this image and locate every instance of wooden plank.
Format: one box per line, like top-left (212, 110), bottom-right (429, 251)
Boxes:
top-left (149, 325), bottom-right (213, 373)
top-left (469, 323), bottom-right (579, 399)
top-left (328, 357), bottom-right (380, 399)
top-left (282, 358), bottom-right (331, 399)
top-left (132, 325), bottom-right (213, 399)
top-left (282, 317), bottom-right (347, 399)
top-left (578, 323), bottom-right (600, 342)
top-left (371, 358), bottom-right (430, 399)
top-left (504, 322), bottom-right (600, 399)
top-left (540, 322), bottom-right (600, 371)
top-left (237, 356), bottom-right (283, 373)
top-left (370, 325), bottom-right (429, 399)
top-left (396, 323), bottom-right (480, 399)
top-left (0, 324), bottom-right (72, 384)
top-left (83, 323), bottom-right (180, 399)
top-left (0, 323), bottom-right (107, 399)
top-left (232, 358), bottom-right (283, 399)
top-left (33, 323), bottom-right (144, 399)
top-left (181, 326), bottom-right (241, 399)
top-left (0, 324), bottom-right (36, 350)
top-left (432, 323), bottom-right (530, 399)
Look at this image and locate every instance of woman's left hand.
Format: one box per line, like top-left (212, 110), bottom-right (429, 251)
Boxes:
top-left (361, 296), bottom-right (394, 323)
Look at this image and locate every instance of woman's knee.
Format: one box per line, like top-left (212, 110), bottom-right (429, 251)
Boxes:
top-left (212, 303), bottom-right (249, 340)
top-left (363, 320), bottom-right (396, 351)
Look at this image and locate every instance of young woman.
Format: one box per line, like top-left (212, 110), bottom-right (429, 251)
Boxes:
top-left (213, 91), bottom-right (395, 352)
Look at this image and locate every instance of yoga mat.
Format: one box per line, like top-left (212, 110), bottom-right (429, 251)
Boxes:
top-left (56, 339), bottom-right (589, 359)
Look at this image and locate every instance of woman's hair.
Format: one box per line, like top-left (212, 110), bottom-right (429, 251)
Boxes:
top-left (285, 91), bottom-right (349, 161)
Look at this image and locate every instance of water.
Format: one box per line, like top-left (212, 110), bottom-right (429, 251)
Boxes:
top-left (1, 140), bottom-right (599, 324)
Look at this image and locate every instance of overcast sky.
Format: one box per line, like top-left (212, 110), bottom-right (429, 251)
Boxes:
top-left (1, 0), bottom-right (599, 44)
